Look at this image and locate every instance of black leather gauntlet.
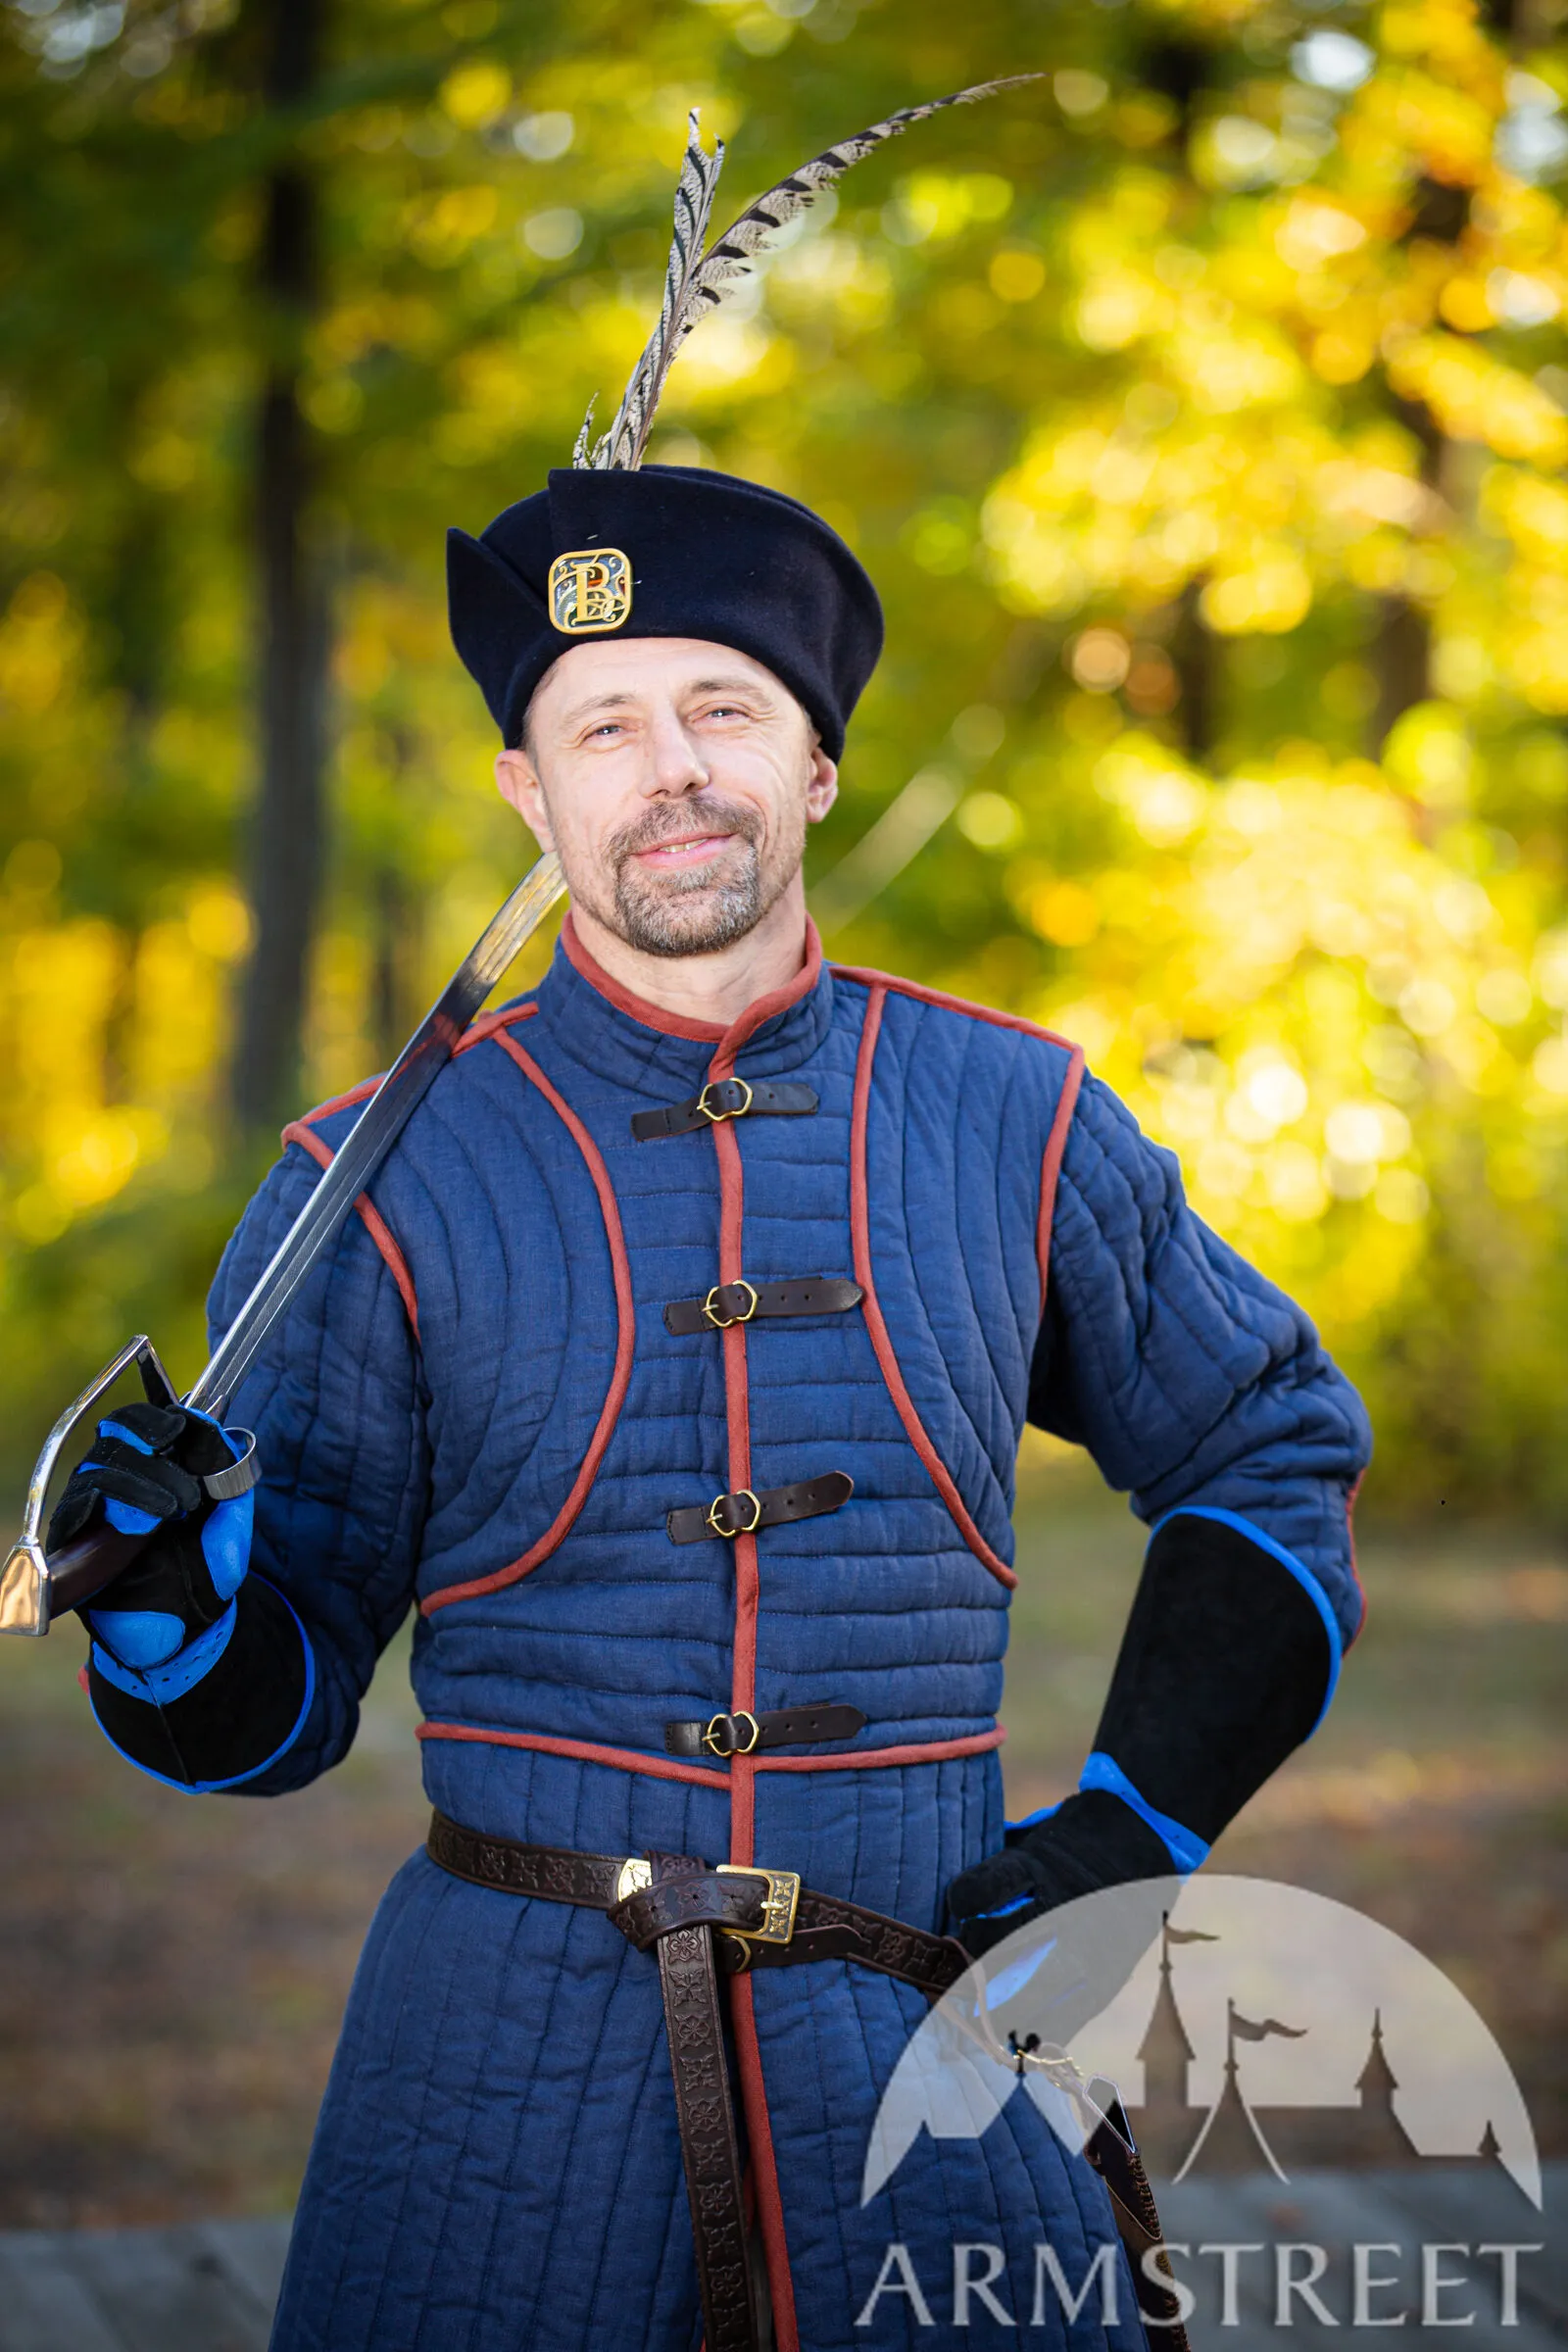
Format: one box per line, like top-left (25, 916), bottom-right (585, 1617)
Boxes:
top-left (947, 1512), bottom-right (1338, 1955)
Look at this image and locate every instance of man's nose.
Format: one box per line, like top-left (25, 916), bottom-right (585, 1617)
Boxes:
top-left (639, 705), bottom-right (710, 796)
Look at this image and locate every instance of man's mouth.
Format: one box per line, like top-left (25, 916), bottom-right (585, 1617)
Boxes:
top-left (628, 830), bottom-right (742, 872)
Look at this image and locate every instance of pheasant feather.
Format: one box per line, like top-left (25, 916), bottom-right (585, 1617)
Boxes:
top-left (580, 74), bottom-right (1038, 472)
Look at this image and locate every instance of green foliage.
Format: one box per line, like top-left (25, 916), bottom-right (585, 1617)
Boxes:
top-left (3, 0), bottom-right (1568, 1512)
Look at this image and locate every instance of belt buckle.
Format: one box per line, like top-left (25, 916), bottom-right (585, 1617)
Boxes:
top-left (715, 1862), bottom-right (801, 1948)
top-left (706, 1488), bottom-right (761, 1539)
top-left (703, 1279), bottom-right (759, 1330)
top-left (701, 1709), bottom-right (760, 1757)
top-left (697, 1077), bottom-right (754, 1125)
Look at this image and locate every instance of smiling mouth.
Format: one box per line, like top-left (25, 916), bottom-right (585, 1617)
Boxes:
top-left (630, 831), bottom-right (742, 870)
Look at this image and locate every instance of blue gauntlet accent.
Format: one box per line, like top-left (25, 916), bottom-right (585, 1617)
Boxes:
top-left (90, 1600), bottom-right (239, 1702)
top-left (88, 1581), bottom-right (317, 1792)
top-left (1078, 1750), bottom-right (1209, 1875)
top-left (92, 1417), bottom-right (165, 1539)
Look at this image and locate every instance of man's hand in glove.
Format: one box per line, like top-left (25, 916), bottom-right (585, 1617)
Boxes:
top-left (49, 1400), bottom-right (253, 1680)
top-left (50, 1400), bottom-right (309, 1789)
top-left (945, 1789), bottom-right (1175, 1959)
top-left (946, 1513), bottom-right (1340, 1969)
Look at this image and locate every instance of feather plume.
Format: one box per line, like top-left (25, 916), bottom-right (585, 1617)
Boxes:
top-left (581, 107), bottom-right (728, 469)
top-left (580, 74), bottom-right (1039, 472)
top-left (570, 396), bottom-right (598, 467)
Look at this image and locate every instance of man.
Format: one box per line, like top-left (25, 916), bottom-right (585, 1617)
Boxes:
top-left (49, 96), bottom-right (1370, 2352)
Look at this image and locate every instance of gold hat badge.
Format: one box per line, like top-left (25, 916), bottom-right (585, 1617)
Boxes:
top-left (548, 548), bottom-right (633, 635)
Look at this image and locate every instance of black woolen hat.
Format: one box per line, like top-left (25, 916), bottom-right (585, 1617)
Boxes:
top-left (447, 465), bottom-right (883, 761)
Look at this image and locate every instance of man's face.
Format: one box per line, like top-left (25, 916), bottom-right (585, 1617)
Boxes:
top-left (494, 637), bottom-right (838, 959)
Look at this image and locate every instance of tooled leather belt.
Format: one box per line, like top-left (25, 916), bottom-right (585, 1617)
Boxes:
top-left (424, 1811), bottom-right (1185, 2352)
top-left (426, 1809), bottom-right (966, 2351)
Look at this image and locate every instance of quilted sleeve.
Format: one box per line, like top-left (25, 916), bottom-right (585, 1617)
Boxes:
top-left (1028, 1070), bottom-right (1371, 1647)
top-left (198, 1140), bottom-right (431, 1794)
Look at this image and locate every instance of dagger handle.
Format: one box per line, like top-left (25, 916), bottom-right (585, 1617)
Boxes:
top-left (45, 1522), bottom-right (155, 1619)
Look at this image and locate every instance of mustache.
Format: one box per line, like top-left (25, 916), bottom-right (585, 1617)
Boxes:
top-left (607, 796), bottom-right (761, 865)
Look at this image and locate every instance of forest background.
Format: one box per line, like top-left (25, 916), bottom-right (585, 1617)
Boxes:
top-left (5, 0), bottom-right (1568, 1515)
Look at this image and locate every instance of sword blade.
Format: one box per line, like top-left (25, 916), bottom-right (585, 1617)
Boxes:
top-left (189, 852), bottom-right (565, 1418)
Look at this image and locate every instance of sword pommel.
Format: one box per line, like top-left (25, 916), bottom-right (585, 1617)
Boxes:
top-left (0, 1539), bottom-right (47, 1638)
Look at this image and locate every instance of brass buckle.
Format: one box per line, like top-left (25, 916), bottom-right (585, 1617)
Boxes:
top-left (701, 1710), bottom-right (760, 1758)
top-left (703, 1280), bottom-right (759, 1331)
top-left (697, 1078), bottom-right (754, 1125)
top-left (716, 1863), bottom-right (802, 1951)
top-left (706, 1488), bottom-right (762, 1539)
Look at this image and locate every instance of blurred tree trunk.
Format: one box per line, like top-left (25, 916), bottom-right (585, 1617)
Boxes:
top-left (1174, 577), bottom-right (1215, 761)
top-left (233, 0), bottom-right (327, 1130)
top-left (1371, 591), bottom-right (1432, 749)
top-left (369, 727), bottom-right (421, 1069)
top-left (1372, 391), bottom-right (1444, 752)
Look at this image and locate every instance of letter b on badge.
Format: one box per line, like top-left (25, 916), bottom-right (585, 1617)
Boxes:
top-left (548, 548), bottom-right (632, 634)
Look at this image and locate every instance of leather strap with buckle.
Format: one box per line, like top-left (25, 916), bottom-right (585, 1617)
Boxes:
top-left (664, 1702), bottom-right (868, 1759)
top-left (631, 1077), bottom-right (819, 1142)
top-left (425, 1812), bottom-right (1183, 2352)
top-left (666, 1470), bottom-right (853, 1545)
top-left (663, 1275), bottom-right (863, 1336)
top-left (424, 1814), bottom-right (970, 2002)
top-left (424, 1815), bottom-right (969, 2352)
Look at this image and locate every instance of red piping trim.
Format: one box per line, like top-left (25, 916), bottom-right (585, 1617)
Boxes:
top-left (731, 1976), bottom-right (800, 2352)
top-left (453, 1002), bottom-right (539, 1055)
top-left (831, 963), bottom-right (1079, 1052)
top-left (850, 986), bottom-right (1016, 1592)
top-left (1345, 1470), bottom-right (1367, 1644)
top-left (711, 1110), bottom-right (760, 1867)
top-left (413, 1722), bottom-right (1004, 1777)
top-left (420, 1030), bottom-right (637, 1613)
top-left (708, 920), bottom-right (824, 1081)
top-left (1036, 1049), bottom-right (1086, 1310)
top-left (562, 912), bottom-right (728, 1041)
top-left (561, 909), bottom-right (824, 1057)
top-left (282, 1073), bottom-right (383, 1129)
top-left (415, 1723), bottom-right (724, 1788)
top-left (273, 1004), bottom-right (544, 1341)
top-left (280, 1118), bottom-right (420, 1339)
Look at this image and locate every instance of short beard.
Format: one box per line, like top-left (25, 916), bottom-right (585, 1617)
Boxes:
top-left (578, 793), bottom-right (803, 960)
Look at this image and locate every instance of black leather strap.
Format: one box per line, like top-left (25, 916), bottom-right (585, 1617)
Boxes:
top-left (1084, 2093), bottom-right (1194, 2352)
top-left (424, 1815), bottom-right (970, 2002)
top-left (631, 1077), bottom-right (818, 1142)
top-left (630, 1854), bottom-right (758, 2352)
top-left (666, 1470), bottom-right (853, 1545)
top-left (425, 1813), bottom-right (1179, 2349)
top-left (663, 1276), bottom-right (863, 1336)
top-left (664, 1702), bottom-right (868, 1758)
top-left (425, 1814), bottom-right (627, 1907)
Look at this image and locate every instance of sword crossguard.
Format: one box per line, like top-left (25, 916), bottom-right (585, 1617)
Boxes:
top-left (1, 1335), bottom-right (179, 1638)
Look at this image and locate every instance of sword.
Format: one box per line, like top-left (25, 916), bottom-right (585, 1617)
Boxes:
top-left (0, 852), bottom-right (567, 1638)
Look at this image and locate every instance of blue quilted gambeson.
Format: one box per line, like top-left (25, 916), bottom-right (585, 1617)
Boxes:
top-left (189, 922), bottom-right (1368, 2352)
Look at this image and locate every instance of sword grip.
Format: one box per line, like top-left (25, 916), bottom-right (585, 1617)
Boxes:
top-left (45, 1522), bottom-right (155, 1619)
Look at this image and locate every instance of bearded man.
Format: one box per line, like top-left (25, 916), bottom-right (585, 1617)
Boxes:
top-left (48, 91), bottom-right (1370, 2352)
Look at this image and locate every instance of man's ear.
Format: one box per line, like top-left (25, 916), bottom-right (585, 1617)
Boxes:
top-left (495, 748), bottom-right (556, 852)
top-left (805, 741), bottom-right (839, 826)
